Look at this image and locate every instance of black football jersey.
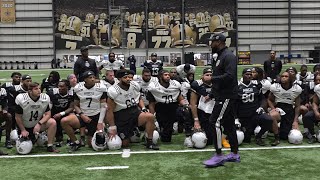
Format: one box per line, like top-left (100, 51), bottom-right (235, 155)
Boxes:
top-left (124, 28), bottom-right (145, 49)
top-left (41, 77), bottom-right (58, 92)
top-left (80, 22), bottom-right (97, 45)
top-left (143, 60), bottom-right (163, 77)
top-left (237, 81), bottom-right (262, 117)
top-left (47, 88), bottom-right (74, 115)
top-left (55, 33), bottom-right (91, 50)
top-left (148, 29), bottom-right (171, 48)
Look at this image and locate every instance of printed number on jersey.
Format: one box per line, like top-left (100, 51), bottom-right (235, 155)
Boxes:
top-left (29, 111), bottom-right (39, 122)
top-left (242, 93), bottom-right (254, 103)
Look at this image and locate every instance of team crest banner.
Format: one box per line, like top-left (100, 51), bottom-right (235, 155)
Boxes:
top-left (1, 0), bottom-right (16, 23)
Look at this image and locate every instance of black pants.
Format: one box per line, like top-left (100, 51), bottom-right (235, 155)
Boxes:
top-left (256, 113), bottom-right (273, 138)
top-left (239, 114), bottom-right (258, 142)
top-left (156, 102), bottom-right (178, 142)
top-left (198, 109), bottom-right (214, 145)
top-left (277, 103), bottom-right (294, 140)
top-left (8, 108), bottom-right (16, 130)
top-left (175, 106), bottom-right (193, 136)
top-left (209, 99), bottom-right (238, 153)
top-left (303, 111), bottom-right (319, 135)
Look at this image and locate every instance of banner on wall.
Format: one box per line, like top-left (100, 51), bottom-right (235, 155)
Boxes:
top-left (1, 0), bottom-right (16, 23)
top-left (54, 0), bottom-right (236, 50)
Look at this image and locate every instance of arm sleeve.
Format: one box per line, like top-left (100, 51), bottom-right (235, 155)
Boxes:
top-left (211, 54), bottom-right (237, 83)
top-left (146, 91), bottom-right (156, 102)
top-left (15, 104), bottom-right (23, 114)
top-left (74, 93), bottom-right (80, 101)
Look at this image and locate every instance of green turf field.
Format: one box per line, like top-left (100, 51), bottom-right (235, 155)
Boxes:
top-left (0, 64), bottom-right (319, 180)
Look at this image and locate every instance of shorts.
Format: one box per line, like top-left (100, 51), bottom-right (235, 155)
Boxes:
top-left (77, 114), bottom-right (99, 137)
top-left (114, 106), bottom-right (141, 140)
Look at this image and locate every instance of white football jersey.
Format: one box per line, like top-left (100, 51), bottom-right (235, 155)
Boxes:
top-left (181, 79), bottom-right (191, 100)
top-left (74, 83), bottom-right (107, 116)
top-left (108, 81), bottom-right (141, 112)
top-left (296, 72), bottom-right (313, 82)
top-left (270, 83), bottom-right (302, 105)
top-left (15, 93), bottom-right (50, 128)
top-left (260, 79), bottom-right (271, 95)
top-left (133, 75), bottom-right (157, 106)
top-left (148, 79), bottom-right (181, 104)
top-left (101, 60), bottom-right (123, 71)
top-left (314, 84), bottom-right (320, 99)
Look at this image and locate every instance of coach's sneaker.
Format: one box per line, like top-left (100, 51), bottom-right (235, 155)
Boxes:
top-left (224, 152), bottom-right (240, 163)
top-left (184, 136), bottom-right (193, 148)
top-left (203, 154), bottom-right (225, 167)
top-left (222, 137), bottom-right (230, 148)
top-left (68, 142), bottom-right (81, 153)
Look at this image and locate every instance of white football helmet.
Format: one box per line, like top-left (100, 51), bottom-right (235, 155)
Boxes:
top-left (36, 132), bottom-right (48, 146)
top-left (91, 131), bottom-right (107, 151)
top-left (191, 132), bottom-right (207, 149)
top-left (130, 127), bottom-right (141, 143)
top-left (288, 129), bottom-right (303, 144)
top-left (254, 126), bottom-right (268, 139)
top-left (173, 122), bottom-right (178, 135)
top-left (236, 130), bottom-right (244, 145)
top-left (10, 129), bottom-right (19, 142)
top-left (298, 115), bottom-right (303, 124)
top-left (145, 130), bottom-right (160, 145)
top-left (107, 135), bottom-right (122, 150)
top-left (16, 138), bottom-right (33, 155)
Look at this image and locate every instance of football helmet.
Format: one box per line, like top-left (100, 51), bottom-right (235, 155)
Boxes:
top-left (171, 24), bottom-right (194, 47)
top-left (100, 13), bottom-right (107, 20)
top-left (196, 12), bottom-right (206, 24)
top-left (65, 16), bottom-right (82, 36)
top-left (85, 13), bottom-right (95, 23)
top-left (60, 14), bottom-right (68, 22)
top-left (107, 135), bottom-right (122, 150)
top-left (288, 129), bottom-right (303, 144)
top-left (91, 131), bottom-right (107, 151)
top-left (236, 130), bottom-right (244, 145)
top-left (16, 137), bottom-right (33, 155)
top-left (99, 24), bottom-right (121, 48)
top-left (149, 12), bottom-right (155, 19)
top-left (189, 13), bottom-right (195, 20)
top-left (130, 127), bottom-right (141, 143)
top-left (174, 12), bottom-right (181, 20)
top-left (10, 129), bottom-right (19, 142)
top-left (223, 13), bottom-right (231, 22)
top-left (145, 130), bottom-right (160, 144)
top-left (209, 14), bottom-right (227, 33)
top-left (254, 126), bottom-right (268, 139)
top-left (191, 132), bottom-right (207, 149)
top-left (154, 14), bottom-right (170, 29)
top-left (36, 132), bottom-right (48, 146)
top-left (128, 13), bottom-right (143, 27)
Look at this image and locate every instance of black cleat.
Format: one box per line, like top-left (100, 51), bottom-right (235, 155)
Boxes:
top-left (255, 138), bottom-right (266, 146)
top-left (146, 143), bottom-right (159, 150)
top-left (47, 146), bottom-right (60, 153)
top-left (69, 143), bottom-right (81, 153)
top-left (307, 135), bottom-right (317, 144)
top-left (5, 141), bottom-right (13, 149)
top-left (271, 139), bottom-right (280, 146)
top-left (55, 141), bottom-right (62, 147)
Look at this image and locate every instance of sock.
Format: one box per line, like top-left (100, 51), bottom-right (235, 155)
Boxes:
top-left (47, 144), bottom-right (53, 147)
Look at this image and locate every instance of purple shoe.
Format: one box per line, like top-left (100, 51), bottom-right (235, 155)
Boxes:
top-left (224, 153), bottom-right (240, 163)
top-left (203, 154), bottom-right (225, 167)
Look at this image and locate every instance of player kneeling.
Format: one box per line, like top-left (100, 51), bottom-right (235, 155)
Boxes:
top-left (106, 69), bottom-right (159, 150)
top-left (15, 82), bottom-right (59, 154)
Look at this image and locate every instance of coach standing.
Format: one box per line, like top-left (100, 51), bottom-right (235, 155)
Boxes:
top-left (203, 33), bottom-right (240, 168)
top-left (74, 46), bottom-right (99, 82)
top-left (263, 51), bottom-right (282, 82)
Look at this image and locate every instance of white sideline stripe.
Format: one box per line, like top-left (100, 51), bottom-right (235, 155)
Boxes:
top-left (86, 166), bottom-right (129, 170)
top-left (1, 145), bottom-right (320, 159)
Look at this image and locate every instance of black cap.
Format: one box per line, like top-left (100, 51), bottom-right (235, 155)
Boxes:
top-left (208, 33), bottom-right (226, 42)
top-left (242, 68), bottom-right (252, 75)
top-left (82, 71), bottom-right (95, 79)
top-left (151, 53), bottom-right (157, 57)
top-left (116, 69), bottom-right (135, 78)
top-left (80, 46), bottom-right (88, 52)
top-left (203, 68), bottom-right (212, 74)
top-left (21, 75), bottom-right (31, 81)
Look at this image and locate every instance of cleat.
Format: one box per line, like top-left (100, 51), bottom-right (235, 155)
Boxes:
top-left (223, 153), bottom-right (240, 163)
top-left (68, 142), bottom-right (81, 153)
top-left (255, 138), bottom-right (266, 146)
top-left (271, 139), bottom-right (280, 146)
top-left (5, 141), bottom-right (13, 149)
top-left (203, 154), bottom-right (225, 167)
top-left (146, 143), bottom-right (159, 150)
top-left (47, 146), bottom-right (60, 153)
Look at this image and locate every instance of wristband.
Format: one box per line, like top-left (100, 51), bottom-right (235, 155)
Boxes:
top-left (38, 122), bottom-right (43, 126)
top-left (78, 112), bottom-right (84, 116)
top-left (59, 111), bottom-right (66, 116)
top-left (194, 118), bottom-right (199, 121)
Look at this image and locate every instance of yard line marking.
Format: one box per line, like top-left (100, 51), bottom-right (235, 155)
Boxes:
top-left (1, 145), bottom-right (320, 159)
top-left (86, 166), bottom-right (129, 170)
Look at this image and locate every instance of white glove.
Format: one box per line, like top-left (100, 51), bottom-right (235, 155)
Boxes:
top-left (256, 107), bottom-right (265, 115)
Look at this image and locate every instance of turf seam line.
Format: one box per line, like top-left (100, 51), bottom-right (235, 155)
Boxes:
top-left (1, 144), bottom-right (320, 159)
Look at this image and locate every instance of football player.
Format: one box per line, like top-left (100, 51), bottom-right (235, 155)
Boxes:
top-left (148, 12), bottom-right (155, 29)
top-left (61, 71), bottom-right (107, 152)
top-left (143, 53), bottom-right (163, 77)
top-left (99, 52), bottom-right (124, 74)
top-left (125, 13), bottom-right (145, 49)
top-left (189, 68), bottom-right (214, 145)
top-left (15, 82), bottom-right (59, 153)
top-left (0, 88), bottom-right (13, 148)
top-left (267, 71), bottom-right (302, 145)
top-left (106, 69), bottom-right (159, 150)
top-left (81, 13), bottom-right (98, 45)
top-left (2, 72), bottom-right (21, 130)
top-left (41, 71), bottom-right (60, 92)
top-left (176, 63), bottom-right (196, 79)
top-left (97, 13), bottom-right (108, 33)
top-left (296, 64), bottom-right (313, 84)
top-left (303, 73), bottom-right (320, 143)
top-left (194, 12), bottom-right (210, 43)
top-left (148, 14), bottom-right (171, 48)
top-left (223, 13), bottom-right (234, 30)
top-left (47, 80), bottom-right (74, 147)
top-left (236, 68), bottom-right (264, 143)
top-left (57, 14), bottom-right (67, 33)
top-left (147, 70), bottom-right (188, 142)
top-left (100, 70), bottom-right (119, 89)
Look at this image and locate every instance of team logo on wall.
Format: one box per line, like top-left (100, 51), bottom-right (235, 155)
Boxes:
top-left (54, 0), bottom-right (236, 50)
